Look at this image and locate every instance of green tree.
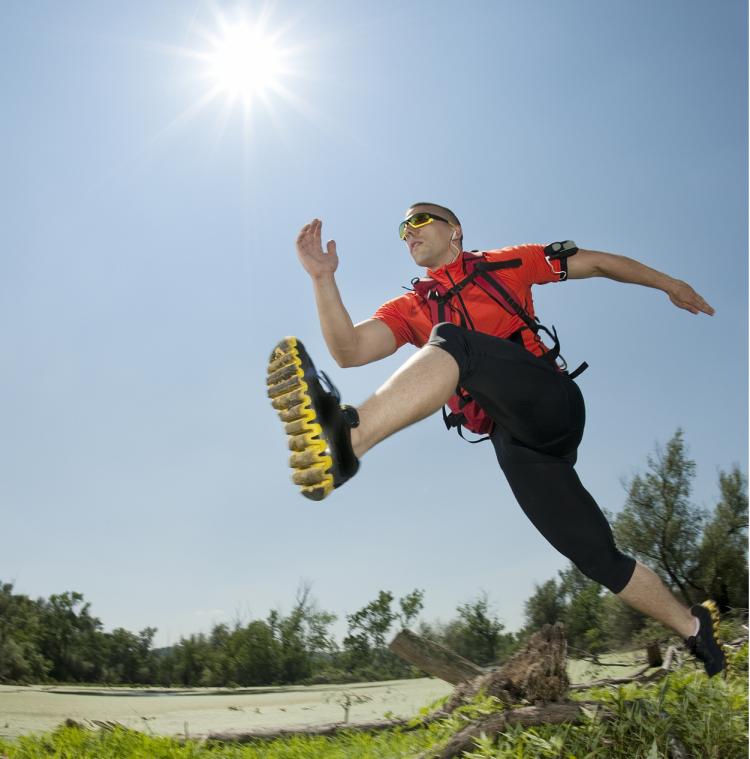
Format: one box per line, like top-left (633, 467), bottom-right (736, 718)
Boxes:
top-left (522, 578), bottom-right (565, 633)
top-left (0, 583), bottom-right (49, 682)
top-left (273, 584), bottom-right (338, 684)
top-left (38, 591), bottom-right (106, 682)
top-left (343, 589), bottom-right (424, 678)
top-left (599, 594), bottom-right (647, 649)
top-left (230, 620), bottom-right (281, 685)
top-left (613, 430), bottom-right (705, 604)
top-left (696, 466), bottom-right (748, 612)
top-left (397, 589), bottom-right (425, 629)
top-left (558, 567), bottom-right (605, 655)
top-left (104, 627), bottom-right (157, 684)
top-left (443, 593), bottom-right (515, 665)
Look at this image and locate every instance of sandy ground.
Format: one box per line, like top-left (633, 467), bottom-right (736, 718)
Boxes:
top-left (0, 678), bottom-right (453, 740)
top-left (0, 653), bottom-right (649, 741)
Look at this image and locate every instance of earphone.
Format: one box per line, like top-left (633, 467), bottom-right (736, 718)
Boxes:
top-left (449, 228), bottom-right (460, 262)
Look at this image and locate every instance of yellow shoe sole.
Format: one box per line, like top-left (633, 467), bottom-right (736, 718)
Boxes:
top-left (267, 337), bottom-right (335, 501)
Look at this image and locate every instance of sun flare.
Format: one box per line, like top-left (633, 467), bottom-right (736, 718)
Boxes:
top-left (205, 20), bottom-right (285, 105)
top-left (158, 7), bottom-right (310, 140)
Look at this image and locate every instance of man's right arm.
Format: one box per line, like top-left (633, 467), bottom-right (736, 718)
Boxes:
top-left (297, 219), bottom-right (398, 368)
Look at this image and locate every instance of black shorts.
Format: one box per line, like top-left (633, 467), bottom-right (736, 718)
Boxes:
top-left (429, 322), bottom-right (635, 593)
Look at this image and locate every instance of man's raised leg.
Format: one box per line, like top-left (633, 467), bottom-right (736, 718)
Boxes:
top-left (351, 345), bottom-right (459, 457)
top-left (267, 337), bottom-right (458, 499)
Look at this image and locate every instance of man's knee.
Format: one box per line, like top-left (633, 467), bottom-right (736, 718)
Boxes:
top-left (429, 321), bottom-right (465, 344)
top-left (574, 548), bottom-right (636, 594)
top-left (427, 322), bottom-right (470, 372)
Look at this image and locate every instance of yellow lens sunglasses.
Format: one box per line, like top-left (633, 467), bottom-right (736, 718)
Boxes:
top-left (398, 212), bottom-right (452, 240)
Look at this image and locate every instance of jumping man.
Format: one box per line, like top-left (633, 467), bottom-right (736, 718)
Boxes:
top-left (266, 203), bottom-right (725, 676)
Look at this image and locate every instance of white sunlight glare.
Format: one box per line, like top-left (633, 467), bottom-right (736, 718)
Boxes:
top-left (205, 20), bottom-right (284, 105)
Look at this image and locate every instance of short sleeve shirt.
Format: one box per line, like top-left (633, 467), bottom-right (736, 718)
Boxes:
top-left (373, 244), bottom-right (566, 358)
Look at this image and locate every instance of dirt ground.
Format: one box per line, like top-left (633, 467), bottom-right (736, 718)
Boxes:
top-left (0, 653), bottom-right (648, 741)
top-left (0, 678), bottom-right (453, 740)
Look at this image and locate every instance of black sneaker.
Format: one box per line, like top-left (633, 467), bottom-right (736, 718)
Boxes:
top-left (685, 600), bottom-right (726, 677)
top-left (267, 337), bottom-right (359, 501)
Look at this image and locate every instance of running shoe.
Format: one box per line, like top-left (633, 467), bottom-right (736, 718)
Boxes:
top-left (685, 600), bottom-right (726, 677)
top-left (266, 337), bottom-right (359, 501)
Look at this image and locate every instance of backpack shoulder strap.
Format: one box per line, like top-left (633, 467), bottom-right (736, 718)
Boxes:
top-left (410, 276), bottom-right (447, 323)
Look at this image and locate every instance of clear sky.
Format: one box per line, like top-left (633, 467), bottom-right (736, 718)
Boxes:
top-left (2, 0), bottom-right (747, 648)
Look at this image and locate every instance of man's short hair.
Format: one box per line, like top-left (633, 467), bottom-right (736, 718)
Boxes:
top-left (408, 202), bottom-right (463, 245)
top-left (408, 202), bottom-right (461, 230)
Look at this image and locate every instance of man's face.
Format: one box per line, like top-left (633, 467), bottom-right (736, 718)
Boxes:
top-left (401, 205), bottom-right (459, 269)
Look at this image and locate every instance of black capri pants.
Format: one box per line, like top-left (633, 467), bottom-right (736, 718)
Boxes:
top-left (428, 322), bottom-right (636, 594)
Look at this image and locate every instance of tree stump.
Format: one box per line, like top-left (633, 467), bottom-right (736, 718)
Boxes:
top-left (646, 641), bottom-right (663, 668)
top-left (442, 622), bottom-right (570, 713)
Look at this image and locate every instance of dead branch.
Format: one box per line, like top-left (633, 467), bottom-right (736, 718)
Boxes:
top-left (204, 717), bottom-right (410, 743)
top-left (570, 645), bottom-right (678, 690)
top-left (416, 702), bottom-right (585, 759)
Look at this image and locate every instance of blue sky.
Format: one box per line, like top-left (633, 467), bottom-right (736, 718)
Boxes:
top-left (2, 0), bottom-right (747, 647)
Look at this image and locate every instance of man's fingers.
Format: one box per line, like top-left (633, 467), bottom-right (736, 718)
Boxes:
top-left (670, 283), bottom-right (715, 316)
top-left (297, 223), bottom-right (315, 245)
top-left (326, 239), bottom-right (337, 256)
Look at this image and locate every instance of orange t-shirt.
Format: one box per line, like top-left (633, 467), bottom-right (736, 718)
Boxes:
top-left (373, 244), bottom-right (567, 357)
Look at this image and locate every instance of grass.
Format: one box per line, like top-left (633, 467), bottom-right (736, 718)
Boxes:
top-left (1, 645), bottom-right (746, 758)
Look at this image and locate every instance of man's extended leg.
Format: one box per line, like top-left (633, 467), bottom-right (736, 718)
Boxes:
top-left (421, 323), bottom-right (726, 676)
top-left (493, 431), bottom-right (726, 675)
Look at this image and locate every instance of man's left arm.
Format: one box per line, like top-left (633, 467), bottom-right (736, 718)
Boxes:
top-left (566, 248), bottom-right (715, 316)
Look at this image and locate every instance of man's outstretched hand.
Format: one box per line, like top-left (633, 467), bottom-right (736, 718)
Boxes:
top-left (667, 279), bottom-right (715, 316)
top-left (296, 219), bottom-right (338, 280)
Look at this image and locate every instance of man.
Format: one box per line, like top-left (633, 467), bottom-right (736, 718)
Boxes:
top-left (266, 203), bottom-right (724, 676)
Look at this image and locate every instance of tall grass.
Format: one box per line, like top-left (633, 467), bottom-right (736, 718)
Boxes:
top-left (1, 645), bottom-right (746, 758)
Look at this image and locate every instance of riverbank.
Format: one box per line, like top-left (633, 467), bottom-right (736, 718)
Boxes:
top-left (0, 678), bottom-right (452, 740)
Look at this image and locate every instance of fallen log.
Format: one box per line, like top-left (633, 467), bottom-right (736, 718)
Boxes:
top-left (417, 702), bottom-right (585, 759)
top-left (204, 717), bottom-right (410, 743)
top-left (388, 629), bottom-right (485, 685)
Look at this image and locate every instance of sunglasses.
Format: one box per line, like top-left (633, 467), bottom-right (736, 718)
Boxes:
top-left (398, 212), bottom-right (452, 240)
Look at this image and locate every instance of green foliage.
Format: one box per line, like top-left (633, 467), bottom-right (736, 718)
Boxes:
top-left (558, 567), bottom-right (606, 655)
top-left (522, 567), bottom-right (609, 655)
top-left (523, 578), bottom-right (565, 631)
top-left (0, 583), bottom-right (49, 682)
top-left (611, 429), bottom-right (749, 614)
top-left (342, 588), bottom-right (424, 679)
top-left (38, 591), bottom-right (106, 682)
top-left (696, 465), bottom-right (749, 612)
top-left (421, 593), bottom-right (519, 666)
top-left (0, 719), bottom-right (453, 758)
top-left (462, 664), bottom-right (748, 759)
top-left (599, 594), bottom-right (649, 649)
top-left (613, 429), bottom-right (705, 605)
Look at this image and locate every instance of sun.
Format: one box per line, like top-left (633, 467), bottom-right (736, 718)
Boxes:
top-left (204, 19), bottom-right (286, 106)
top-left (153, 7), bottom-right (310, 140)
